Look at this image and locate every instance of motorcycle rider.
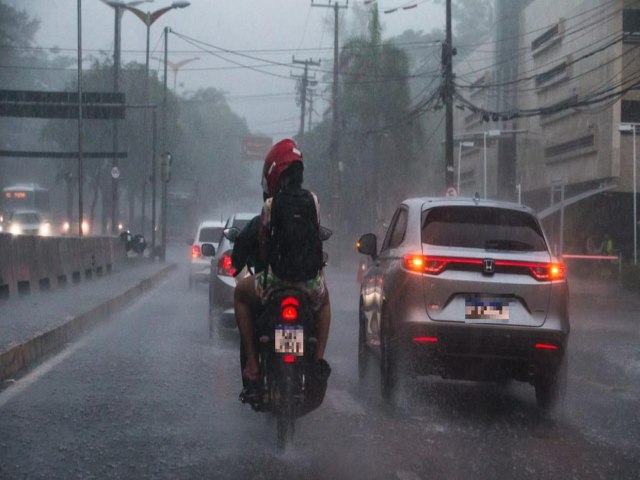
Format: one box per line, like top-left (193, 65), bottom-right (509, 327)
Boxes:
top-left (233, 139), bottom-right (331, 388)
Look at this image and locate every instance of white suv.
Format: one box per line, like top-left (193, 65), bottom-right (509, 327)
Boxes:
top-left (189, 220), bottom-right (225, 288)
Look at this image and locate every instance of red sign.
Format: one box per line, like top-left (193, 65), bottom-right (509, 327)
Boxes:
top-left (242, 135), bottom-right (272, 160)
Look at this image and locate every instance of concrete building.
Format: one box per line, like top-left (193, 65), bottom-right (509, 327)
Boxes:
top-left (454, 0), bottom-right (640, 258)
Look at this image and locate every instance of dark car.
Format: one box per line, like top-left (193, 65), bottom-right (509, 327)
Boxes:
top-left (357, 197), bottom-right (570, 410)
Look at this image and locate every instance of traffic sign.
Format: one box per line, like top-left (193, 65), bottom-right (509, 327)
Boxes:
top-left (242, 135), bottom-right (272, 160)
top-left (110, 166), bottom-right (120, 179)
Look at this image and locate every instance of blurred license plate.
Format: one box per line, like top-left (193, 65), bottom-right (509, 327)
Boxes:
top-left (465, 298), bottom-right (510, 322)
top-left (275, 325), bottom-right (304, 355)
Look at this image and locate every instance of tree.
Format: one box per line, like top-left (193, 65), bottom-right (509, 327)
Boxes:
top-left (0, 1), bottom-right (75, 195)
top-left (41, 55), bottom-right (182, 233)
top-left (434, 0), bottom-right (494, 49)
top-left (175, 88), bottom-right (250, 217)
top-left (337, 6), bottom-right (420, 231)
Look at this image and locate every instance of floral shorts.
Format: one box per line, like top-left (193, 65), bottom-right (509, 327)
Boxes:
top-left (255, 270), bottom-right (328, 312)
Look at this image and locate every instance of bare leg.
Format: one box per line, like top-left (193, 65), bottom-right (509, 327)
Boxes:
top-left (234, 275), bottom-right (260, 380)
top-left (313, 290), bottom-right (331, 360)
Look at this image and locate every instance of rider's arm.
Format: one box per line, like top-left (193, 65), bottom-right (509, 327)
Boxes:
top-left (258, 199), bottom-right (271, 267)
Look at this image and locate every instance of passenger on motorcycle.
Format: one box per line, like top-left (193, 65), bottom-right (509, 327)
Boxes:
top-left (233, 139), bottom-right (331, 386)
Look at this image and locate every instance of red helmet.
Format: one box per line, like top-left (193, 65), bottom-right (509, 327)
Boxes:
top-left (262, 138), bottom-right (303, 196)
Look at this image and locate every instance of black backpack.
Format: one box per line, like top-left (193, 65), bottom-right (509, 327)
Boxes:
top-left (267, 188), bottom-right (323, 282)
top-left (231, 215), bottom-right (264, 275)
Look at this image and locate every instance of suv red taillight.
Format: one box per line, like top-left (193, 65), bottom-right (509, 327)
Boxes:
top-left (402, 254), bottom-right (565, 281)
top-left (191, 245), bottom-right (201, 258)
top-left (217, 251), bottom-right (236, 276)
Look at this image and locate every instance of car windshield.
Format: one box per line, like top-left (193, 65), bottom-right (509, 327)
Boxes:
top-left (421, 206), bottom-right (547, 251)
top-left (198, 227), bottom-right (223, 243)
top-left (12, 212), bottom-right (40, 224)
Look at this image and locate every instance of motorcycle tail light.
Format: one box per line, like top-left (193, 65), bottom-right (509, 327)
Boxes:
top-left (283, 355), bottom-right (296, 363)
top-left (281, 296), bottom-right (299, 321)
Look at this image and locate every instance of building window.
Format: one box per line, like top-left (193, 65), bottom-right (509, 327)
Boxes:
top-left (621, 100), bottom-right (640, 123)
top-left (532, 24), bottom-right (559, 50)
top-left (622, 8), bottom-right (640, 38)
top-left (535, 62), bottom-right (567, 87)
top-left (544, 134), bottom-right (594, 159)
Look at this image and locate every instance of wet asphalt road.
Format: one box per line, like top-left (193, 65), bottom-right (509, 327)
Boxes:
top-left (0, 257), bottom-right (639, 479)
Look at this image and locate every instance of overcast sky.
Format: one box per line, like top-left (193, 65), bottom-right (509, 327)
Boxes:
top-left (9, 0), bottom-right (444, 138)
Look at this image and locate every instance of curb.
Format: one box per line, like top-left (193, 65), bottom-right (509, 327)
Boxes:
top-left (0, 263), bottom-right (176, 382)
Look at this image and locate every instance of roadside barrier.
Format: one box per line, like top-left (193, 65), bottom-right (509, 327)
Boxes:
top-left (561, 253), bottom-right (622, 281)
top-left (0, 234), bottom-right (126, 300)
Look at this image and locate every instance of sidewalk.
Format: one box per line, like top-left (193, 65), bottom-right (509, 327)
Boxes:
top-left (0, 259), bottom-right (175, 381)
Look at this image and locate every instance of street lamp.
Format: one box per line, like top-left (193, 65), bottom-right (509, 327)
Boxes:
top-left (102, 1), bottom-right (152, 235)
top-left (457, 141), bottom-right (474, 194)
top-left (152, 56), bottom-right (199, 92)
top-left (620, 123), bottom-right (639, 265)
top-left (118, 0), bottom-right (190, 252)
top-left (483, 129), bottom-right (501, 199)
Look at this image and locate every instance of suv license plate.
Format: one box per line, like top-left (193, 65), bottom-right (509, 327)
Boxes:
top-left (465, 299), bottom-right (510, 323)
top-left (275, 325), bottom-right (304, 355)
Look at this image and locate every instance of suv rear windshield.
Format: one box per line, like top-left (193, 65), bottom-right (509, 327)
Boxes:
top-left (199, 227), bottom-right (223, 243)
top-left (421, 206), bottom-right (547, 252)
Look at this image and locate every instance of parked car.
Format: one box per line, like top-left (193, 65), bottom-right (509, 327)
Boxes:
top-left (206, 212), bottom-right (258, 337)
top-left (357, 197), bottom-right (570, 410)
top-left (188, 220), bottom-right (225, 288)
top-left (2, 210), bottom-right (51, 236)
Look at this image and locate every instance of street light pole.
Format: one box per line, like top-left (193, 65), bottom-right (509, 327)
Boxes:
top-left (457, 141), bottom-right (474, 194)
top-left (119, 1), bottom-right (190, 251)
top-left (620, 123), bottom-right (638, 265)
top-left (77, 0), bottom-right (84, 237)
top-left (153, 55), bottom-right (200, 92)
top-left (104, 0), bottom-right (154, 235)
top-left (482, 131), bottom-right (500, 199)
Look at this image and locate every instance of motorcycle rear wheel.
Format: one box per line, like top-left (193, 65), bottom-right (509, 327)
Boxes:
top-left (276, 374), bottom-right (296, 449)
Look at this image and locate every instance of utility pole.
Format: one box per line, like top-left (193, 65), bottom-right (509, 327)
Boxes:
top-left (111, 5), bottom-right (122, 235)
top-left (443, 0), bottom-right (455, 191)
top-left (161, 26), bottom-right (169, 262)
top-left (311, 0), bottom-right (348, 228)
top-left (307, 87), bottom-right (316, 132)
top-left (291, 57), bottom-right (320, 138)
top-left (77, 0), bottom-right (84, 237)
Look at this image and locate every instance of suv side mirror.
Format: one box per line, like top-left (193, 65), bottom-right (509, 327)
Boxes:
top-left (357, 233), bottom-right (377, 259)
top-left (223, 227), bottom-right (240, 242)
top-left (201, 243), bottom-right (216, 257)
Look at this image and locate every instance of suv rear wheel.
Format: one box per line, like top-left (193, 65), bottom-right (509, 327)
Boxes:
top-left (358, 304), bottom-right (371, 380)
top-left (535, 354), bottom-right (568, 411)
top-left (380, 309), bottom-right (398, 400)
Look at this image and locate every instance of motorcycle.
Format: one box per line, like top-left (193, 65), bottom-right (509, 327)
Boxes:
top-left (225, 225), bottom-right (332, 449)
top-left (119, 230), bottom-right (147, 256)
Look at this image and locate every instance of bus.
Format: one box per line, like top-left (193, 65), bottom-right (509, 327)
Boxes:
top-left (1, 183), bottom-right (50, 217)
top-left (1, 183), bottom-right (51, 235)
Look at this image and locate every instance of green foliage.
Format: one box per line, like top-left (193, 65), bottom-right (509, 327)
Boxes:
top-left (174, 88), bottom-right (250, 215)
top-left (336, 5), bottom-right (422, 231)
